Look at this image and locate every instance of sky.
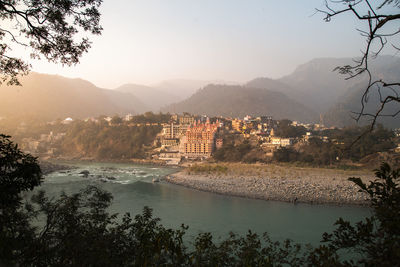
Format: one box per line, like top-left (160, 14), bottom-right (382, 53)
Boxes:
top-left (22, 0), bottom-right (394, 88)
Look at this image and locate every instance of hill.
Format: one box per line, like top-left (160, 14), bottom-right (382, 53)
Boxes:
top-left (116, 84), bottom-right (176, 111)
top-left (323, 75), bottom-right (400, 128)
top-left (277, 57), bottom-right (363, 113)
top-left (162, 84), bottom-right (318, 122)
top-left (153, 79), bottom-right (238, 101)
top-left (249, 56), bottom-right (400, 128)
top-left (245, 77), bottom-right (312, 109)
top-left (321, 56), bottom-right (400, 128)
top-left (0, 72), bottom-right (148, 122)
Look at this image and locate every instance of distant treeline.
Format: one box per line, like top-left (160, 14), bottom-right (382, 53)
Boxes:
top-left (57, 121), bottom-right (161, 159)
top-left (6, 112), bottom-right (172, 160)
top-left (215, 124), bottom-right (398, 167)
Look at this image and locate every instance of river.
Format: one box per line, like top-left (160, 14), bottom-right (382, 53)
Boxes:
top-left (35, 161), bottom-right (371, 246)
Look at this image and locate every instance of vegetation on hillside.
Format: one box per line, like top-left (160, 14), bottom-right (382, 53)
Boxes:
top-left (273, 125), bottom-right (396, 166)
top-left (214, 124), bottom-right (397, 168)
top-left (274, 119), bottom-right (307, 138)
top-left (56, 113), bottom-right (171, 159)
top-left (162, 84), bottom-right (318, 123)
top-left (58, 122), bottom-right (161, 159)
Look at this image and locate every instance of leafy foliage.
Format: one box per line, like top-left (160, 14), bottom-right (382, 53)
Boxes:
top-left (130, 112), bottom-right (171, 124)
top-left (274, 119), bottom-right (306, 138)
top-left (0, 0), bottom-right (102, 85)
top-left (0, 134), bottom-right (42, 207)
top-left (273, 125), bottom-right (395, 166)
top-left (0, 134), bottom-right (42, 265)
top-left (213, 139), bottom-right (265, 163)
top-left (322, 163), bottom-right (400, 266)
top-left (58, 120), bottom-right (162, 159)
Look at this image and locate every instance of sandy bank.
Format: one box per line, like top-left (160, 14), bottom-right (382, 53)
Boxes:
top-left (164, 165), bottom-right (373, 205)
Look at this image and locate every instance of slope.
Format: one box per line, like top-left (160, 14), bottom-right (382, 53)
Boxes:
top-left (0, 72), bottom-right (148, 122)
top-left (162, 84), bottom-right (318, 122)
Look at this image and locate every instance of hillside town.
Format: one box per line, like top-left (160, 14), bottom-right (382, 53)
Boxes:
top-left (13, 112), bottom-right (400, 167)
top-left (154, 113), bottom-right (324, 165)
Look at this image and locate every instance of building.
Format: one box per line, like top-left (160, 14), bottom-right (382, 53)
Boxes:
top-left (270, 137), bottom-right (294, 147)
top-left (232, 119), bottom-right (243, 132)
top-left (179, 114), bottom-right (195, 125)
top-left (160, 138), bottom-right (179, 148)
top-left (124, 113), bottom-right (134, 121)
top-left (162, 123), bottom-right (189, 139)
top-left (182, 119), bottom-right (219, 158)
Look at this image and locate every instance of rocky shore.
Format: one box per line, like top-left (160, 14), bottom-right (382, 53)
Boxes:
top-left (40, 161), bottom-right (76, 175)
top-left (164, 164), bottom-right (373, 205)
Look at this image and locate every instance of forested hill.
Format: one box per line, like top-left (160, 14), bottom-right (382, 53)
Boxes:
top-left (116, 83), bottom-right (177, 111)
top-left (247, 56), bottom-right (400, 128)
top-left (0, 72), bottom-right (149, 122)
top-left (321, 56), bottom-right (400, 128)
top-left (58, 121), bottom-right (161, 159)
top-left (162, 84), bottom-right (318, 123)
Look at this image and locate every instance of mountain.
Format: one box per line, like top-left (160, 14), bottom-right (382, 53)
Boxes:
top-left (247, 56), bottom-right (400, 128)
top-left (153, 79), bottom-right (238, 101)
top-left (0, 72), bottom-right (148, 122)
top-left (323, 56), bottom-right (400, 128)
top-left (245, 77), bottom-right (312, 108)
top-left (116, 84), bottom-right (177, 111)
top-left (162, 84), bottom-right (318, 122)
top-left (277, 57), bottom-right (363, 113)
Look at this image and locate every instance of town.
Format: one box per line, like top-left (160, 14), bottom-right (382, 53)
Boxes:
top-left (10, 112), bottom-right (400, 168)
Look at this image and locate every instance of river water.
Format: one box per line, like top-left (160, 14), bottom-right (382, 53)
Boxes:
top-left (37, 161), bottom-right (371, 246)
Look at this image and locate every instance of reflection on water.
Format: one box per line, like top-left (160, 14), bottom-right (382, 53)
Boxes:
top-left (35, 161), bottom-right (371, 245)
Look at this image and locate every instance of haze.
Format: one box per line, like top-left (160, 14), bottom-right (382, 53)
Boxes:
top-left (24, 0), bottom-right (390, 88)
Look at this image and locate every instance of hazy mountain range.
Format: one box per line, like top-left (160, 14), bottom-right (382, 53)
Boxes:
top-left (0, 73), bottom-right (148, 121)
top-left (161, 84), bottom-right (318, 122)
top-left (0, 56), bottom-right (399, 128)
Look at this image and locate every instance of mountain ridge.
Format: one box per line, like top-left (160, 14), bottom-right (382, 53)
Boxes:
top-left (0, 72), bottom-right (149, 121)
top-left (162, 84), bottom-right (318, 122)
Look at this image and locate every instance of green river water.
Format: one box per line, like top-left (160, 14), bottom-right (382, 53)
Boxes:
top-left (35, 161), bottom-right (371, 246)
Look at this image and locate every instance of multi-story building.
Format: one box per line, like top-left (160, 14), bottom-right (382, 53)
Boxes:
top-left (179, 114), bottom-right (195, 125)
top-left (182, 119), bottom-right (219, 158)
top-left (162, 123), bottom-right (189, 139)
top-left (232, 119), bottom-right (243, 133)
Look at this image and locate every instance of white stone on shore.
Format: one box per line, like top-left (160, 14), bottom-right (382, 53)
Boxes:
top-left (165, 169), bottom-right (372, 205)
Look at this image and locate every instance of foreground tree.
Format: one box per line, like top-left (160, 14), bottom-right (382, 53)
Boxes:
top-left (0, 0), bottom-right (103, 85)
top-left (318, 0), bottom-right (400, 128)
top-left (0, 134), bottom-right (42, 265)
top-left (322, 163), bottom-right (400, 266)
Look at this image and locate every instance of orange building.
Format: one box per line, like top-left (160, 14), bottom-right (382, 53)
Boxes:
top-left (232, 118), bottom-right (243, 132)
top-left (183, 119), bottom-right (219, 158)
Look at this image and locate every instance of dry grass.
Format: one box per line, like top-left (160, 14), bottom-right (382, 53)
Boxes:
top-left (185, 162), bottom-right (372, 181)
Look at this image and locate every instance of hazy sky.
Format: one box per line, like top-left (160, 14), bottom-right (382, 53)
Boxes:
top-left (25, 1), bottom-right (387, 88)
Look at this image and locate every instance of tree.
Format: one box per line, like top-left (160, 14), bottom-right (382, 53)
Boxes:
top-left (322, 163), bottom-right (400, 266)
top-left (0, 0), bottom-right (103, 85)
top-left (0, 134), bottom-right (42, 265)
top-left (318, 0), bottom-right (400, 129)
top-left (275, 119), bottom-right (306, 138)
top-left (0, 134), bottom-right (42, 207)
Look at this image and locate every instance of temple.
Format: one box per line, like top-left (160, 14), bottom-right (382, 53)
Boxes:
top-left (181, 118), bottom-right (219, 158)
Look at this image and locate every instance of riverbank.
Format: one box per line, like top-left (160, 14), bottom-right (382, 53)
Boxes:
top-left (164, 163), bottom-right (373, 205)
top-left (39, 161), bottom-right (77, 175)
top-left (42, 157), bottom-right (167, 166)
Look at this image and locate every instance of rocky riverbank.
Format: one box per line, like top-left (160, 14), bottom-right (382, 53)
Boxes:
top-left (164, 164), bottom-right (373, 205)
top-left (39, 161), bottom-right (77, 175)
